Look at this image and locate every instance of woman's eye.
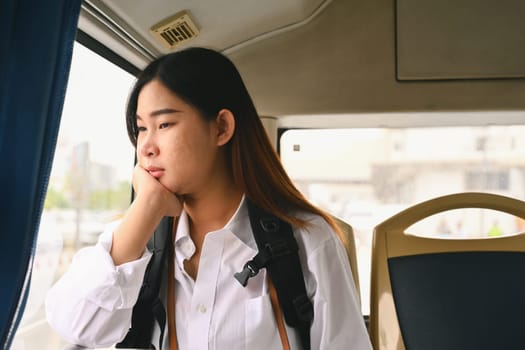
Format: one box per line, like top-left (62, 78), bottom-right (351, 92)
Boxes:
top-left (159, 122), bottom-right (172, 129)
top-left (137, 126), bottom-right (147, 132)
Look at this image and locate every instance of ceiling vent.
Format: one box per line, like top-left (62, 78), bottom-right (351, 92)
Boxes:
top-left (150, 11), bottom-right (199, 50)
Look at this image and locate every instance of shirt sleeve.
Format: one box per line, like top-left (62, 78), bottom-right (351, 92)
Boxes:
top-left (45, 221), bottom-right (152, 348)
top-left (305, 220), bottom-right (373, 349)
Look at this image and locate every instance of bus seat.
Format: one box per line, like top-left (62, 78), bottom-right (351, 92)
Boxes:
top-left (331, 216), bottom-right (361, 306)
top-left (369, 192), bottom-right (525, 350)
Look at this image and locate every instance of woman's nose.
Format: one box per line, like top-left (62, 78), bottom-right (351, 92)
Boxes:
top-left (138, 134), bottom-right (159, 158)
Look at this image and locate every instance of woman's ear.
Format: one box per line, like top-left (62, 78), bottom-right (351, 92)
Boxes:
top-left (215, 109), bottom-right (235, 146)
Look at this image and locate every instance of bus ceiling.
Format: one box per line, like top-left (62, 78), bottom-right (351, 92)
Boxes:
top-left (78, 0), bottom-right (525, 117)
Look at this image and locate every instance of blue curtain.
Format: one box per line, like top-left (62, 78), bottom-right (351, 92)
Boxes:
top-left (0, 0), bottom-right (82, 348)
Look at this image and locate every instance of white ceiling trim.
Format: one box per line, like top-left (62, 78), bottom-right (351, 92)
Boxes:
top-left (278, 111), bottom-right (525, 129)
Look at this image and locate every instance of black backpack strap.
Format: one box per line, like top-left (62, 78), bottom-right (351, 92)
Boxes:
top-left (116, 216), bottom-right (173, 350)
top-left (235, 199), bottom-right (313, 350)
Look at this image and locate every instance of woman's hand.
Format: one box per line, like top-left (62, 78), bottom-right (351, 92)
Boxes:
top-left (110, 165), bottom-right (182, 265)
top-left (132, 164), bottom-right (183, 218)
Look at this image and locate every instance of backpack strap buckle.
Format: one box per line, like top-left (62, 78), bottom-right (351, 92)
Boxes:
top-left (234, 260), bottom-right (260, 287)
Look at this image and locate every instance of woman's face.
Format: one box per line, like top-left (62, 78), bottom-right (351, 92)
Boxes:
top-left (135, 79), bottom-right (220, 196)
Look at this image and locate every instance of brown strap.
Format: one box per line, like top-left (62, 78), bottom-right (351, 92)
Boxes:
top-left (166, 232), bottom-right (288, 350)
top-left (269, 278), bottom-right (291, 350)
top-left (167, 228), bottom-right (178, 350)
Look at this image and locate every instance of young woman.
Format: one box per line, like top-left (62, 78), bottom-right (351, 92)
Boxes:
top-left (46, 47), bottom-right (372, 349)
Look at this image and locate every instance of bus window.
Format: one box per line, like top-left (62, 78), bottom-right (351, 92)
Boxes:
top-left (407, 209), bottom-right (523, 238)
top-left (11, 42), bottom-right (135, 350)
top-left (280, 124), bottom-right (525, 315)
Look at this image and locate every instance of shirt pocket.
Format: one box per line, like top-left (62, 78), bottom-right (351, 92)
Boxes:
top-left (244, 293), bottom-right (281, 350)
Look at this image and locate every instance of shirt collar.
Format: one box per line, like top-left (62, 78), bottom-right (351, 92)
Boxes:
top-left (224, 195), bottom-right (257, 251)
top-left (173, 194), bottom-right (257, 254)
top-left (173, 211), bottom-right (195, 267)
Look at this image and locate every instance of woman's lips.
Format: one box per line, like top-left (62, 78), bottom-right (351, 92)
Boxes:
top-left (146, 167), bottom-right (164, 178)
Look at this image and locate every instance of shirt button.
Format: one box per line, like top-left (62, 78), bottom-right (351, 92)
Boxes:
top-left (197, 304), bottom-right (207, 313)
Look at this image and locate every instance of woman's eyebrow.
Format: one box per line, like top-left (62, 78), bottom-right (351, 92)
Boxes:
top-left (136, 108), bottom-right (181, 120)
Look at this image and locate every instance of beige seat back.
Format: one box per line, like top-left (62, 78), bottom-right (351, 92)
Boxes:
top-left (331, 216), bottom-right (361, 306)
top-left (369, 192), bottom-right (525, 350)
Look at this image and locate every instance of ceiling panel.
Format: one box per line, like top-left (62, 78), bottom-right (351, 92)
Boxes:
top-left (95, 0), bottom-right (328, 53)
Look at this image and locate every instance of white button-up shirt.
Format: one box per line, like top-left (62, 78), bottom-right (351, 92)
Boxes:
top-left (46, 198), bottom-right (372, 349)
